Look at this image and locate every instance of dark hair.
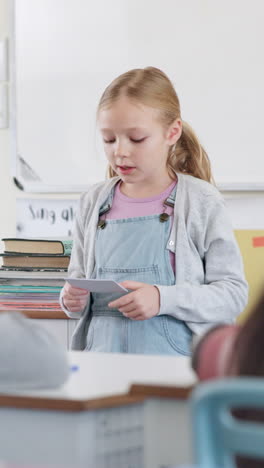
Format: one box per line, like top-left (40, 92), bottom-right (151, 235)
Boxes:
top-left (229, 290), bottom-right (264, 468)
top-left (230, 290), bottom-right (264, 376)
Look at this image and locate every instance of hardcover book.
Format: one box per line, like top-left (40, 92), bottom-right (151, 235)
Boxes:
top-left (0, 254), bottom-right (70, 269)
top-left (1, 238), bottom-right (72, 255)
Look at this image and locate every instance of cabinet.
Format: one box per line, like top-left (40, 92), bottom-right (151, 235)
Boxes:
top-left (29, 318), bottom-right (79, 349)
top-left (0, 352), bottom-right (196, 468)
top-left (30, 319), bottom-right (69, 348)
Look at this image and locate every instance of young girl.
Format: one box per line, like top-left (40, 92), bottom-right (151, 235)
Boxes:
top-left (60, 66), bottom-right (248, 355)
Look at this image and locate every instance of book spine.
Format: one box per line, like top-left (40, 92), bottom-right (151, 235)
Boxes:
top-left (62, 240), bottom-right (73, 255)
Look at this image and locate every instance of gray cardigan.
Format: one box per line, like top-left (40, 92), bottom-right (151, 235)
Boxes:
top-left (61, 173), bottom-right (248, 350)
top-left (0, 312), bottom-right (69, 391)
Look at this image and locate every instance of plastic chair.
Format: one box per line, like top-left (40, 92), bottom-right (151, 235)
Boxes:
top-left (191, 378), bottom-right (264, 468)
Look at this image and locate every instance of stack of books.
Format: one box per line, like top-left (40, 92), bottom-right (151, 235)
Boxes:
top-left (0, 238), bottom-right (72, 313)
top-left (0, 238), bottom-right (72, 270)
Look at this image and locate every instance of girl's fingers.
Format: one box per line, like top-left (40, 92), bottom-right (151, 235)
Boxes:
top-left (65, 284), bottom-right (89, 295)
top-left (122, 309), bottom-right (141, 319)
top-left (126, 314), bottom-right (144, 321)
top-left (64, 304), bottom-right (86, 312)
top-left (67, 306), bottom-right (84, 312)
top-left (64, 296), bottom-right (86, 304)
top-left (64, 298), bottom-right (87, 309)
top-left (68, 288), bottom-right (89, 296)
top-left (64, 300), bottom-right (85, 307)
top-left (120, 281), bottom-right (145, 290)
top-left (108, 294), bottom-right (134, 308)
top-left (118, 304), bottom-right (136, 313)
top-left (64, 294), bottom-right (88, 302)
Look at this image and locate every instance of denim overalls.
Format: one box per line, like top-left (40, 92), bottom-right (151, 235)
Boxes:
top-left (86, 185), bottom-right (192, 355)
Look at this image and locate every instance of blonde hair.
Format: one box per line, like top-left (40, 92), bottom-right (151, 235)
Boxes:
top-left (98, 67), bottom-right (213, 183)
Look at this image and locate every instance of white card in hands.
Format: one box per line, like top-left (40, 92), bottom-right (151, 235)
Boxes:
top-left (65, 278), bottom-right (128, 293)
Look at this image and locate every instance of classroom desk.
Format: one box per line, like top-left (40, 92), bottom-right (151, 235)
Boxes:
top-left (0, 309), bottom-right (77, 349)
top-left (0, 352), bottom-right (197, 468)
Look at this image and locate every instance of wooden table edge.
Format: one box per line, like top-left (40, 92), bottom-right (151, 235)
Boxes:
top-left (0, 384), bottom-right (195, 412)
top-left (0, 309), bottom-right (69, 319)
top-left (129, 383), bottom-right (195, 399)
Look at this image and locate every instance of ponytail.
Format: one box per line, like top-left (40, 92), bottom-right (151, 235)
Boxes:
top-left (167, 121), bottom-right (214, 184)
top-left (107, 121), bottom-right (214, 183)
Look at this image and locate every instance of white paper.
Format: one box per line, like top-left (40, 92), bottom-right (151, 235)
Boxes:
top-left (65, 278), bottom-right (128, 293)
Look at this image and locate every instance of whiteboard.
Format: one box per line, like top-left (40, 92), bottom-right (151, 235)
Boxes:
top-left (10, 0), bottom-right (264, 192)
top-left (16, 198), bottom-right (78, 238)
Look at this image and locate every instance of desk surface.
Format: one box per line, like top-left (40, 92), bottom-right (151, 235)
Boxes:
top-left (0, 309), bottom-right (68, 319)
top-left (0, 352), bottom-right (197, 411)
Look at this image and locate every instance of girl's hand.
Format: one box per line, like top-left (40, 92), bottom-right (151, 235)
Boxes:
top-left (108, 281), bottom-right (160, 320)
top-left (63, 282), bottom-right (90, 313)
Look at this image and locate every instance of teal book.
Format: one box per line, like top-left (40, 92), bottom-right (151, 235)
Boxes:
top-left (0, 285), bottom-right (62, 293)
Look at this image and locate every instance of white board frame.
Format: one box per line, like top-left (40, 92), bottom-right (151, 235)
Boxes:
top-left (9, 0), bottom-right (264, 193)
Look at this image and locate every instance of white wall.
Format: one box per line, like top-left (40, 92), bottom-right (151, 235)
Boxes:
top-left (0, 0), bottom-right (80, 241)
top-left (0, 0), bottom-right (263, 234)
top-left (0, 0), bottom-right (16, 239)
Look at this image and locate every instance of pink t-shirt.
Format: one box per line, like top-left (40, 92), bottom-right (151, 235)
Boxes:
top-left (103, 180), bottom-right (176, 273)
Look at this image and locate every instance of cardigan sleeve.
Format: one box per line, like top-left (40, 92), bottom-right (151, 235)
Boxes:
top-left (60, 193), bottom-right (91, 319)
top-left (157, 195), bottom-right (248, 332)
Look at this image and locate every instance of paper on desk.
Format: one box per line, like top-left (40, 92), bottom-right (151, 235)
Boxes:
top-left (65, 278), bottom-right (128, 293)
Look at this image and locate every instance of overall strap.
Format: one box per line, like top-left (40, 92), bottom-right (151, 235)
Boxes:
top-left (160, 183), bottom-right (177, 223)
top-left (98, 182), bottom-right (177, 227)
top-left (98, 186), bottom-right (115, 216)
top-left (164, 183), bottom-right (177, 208)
